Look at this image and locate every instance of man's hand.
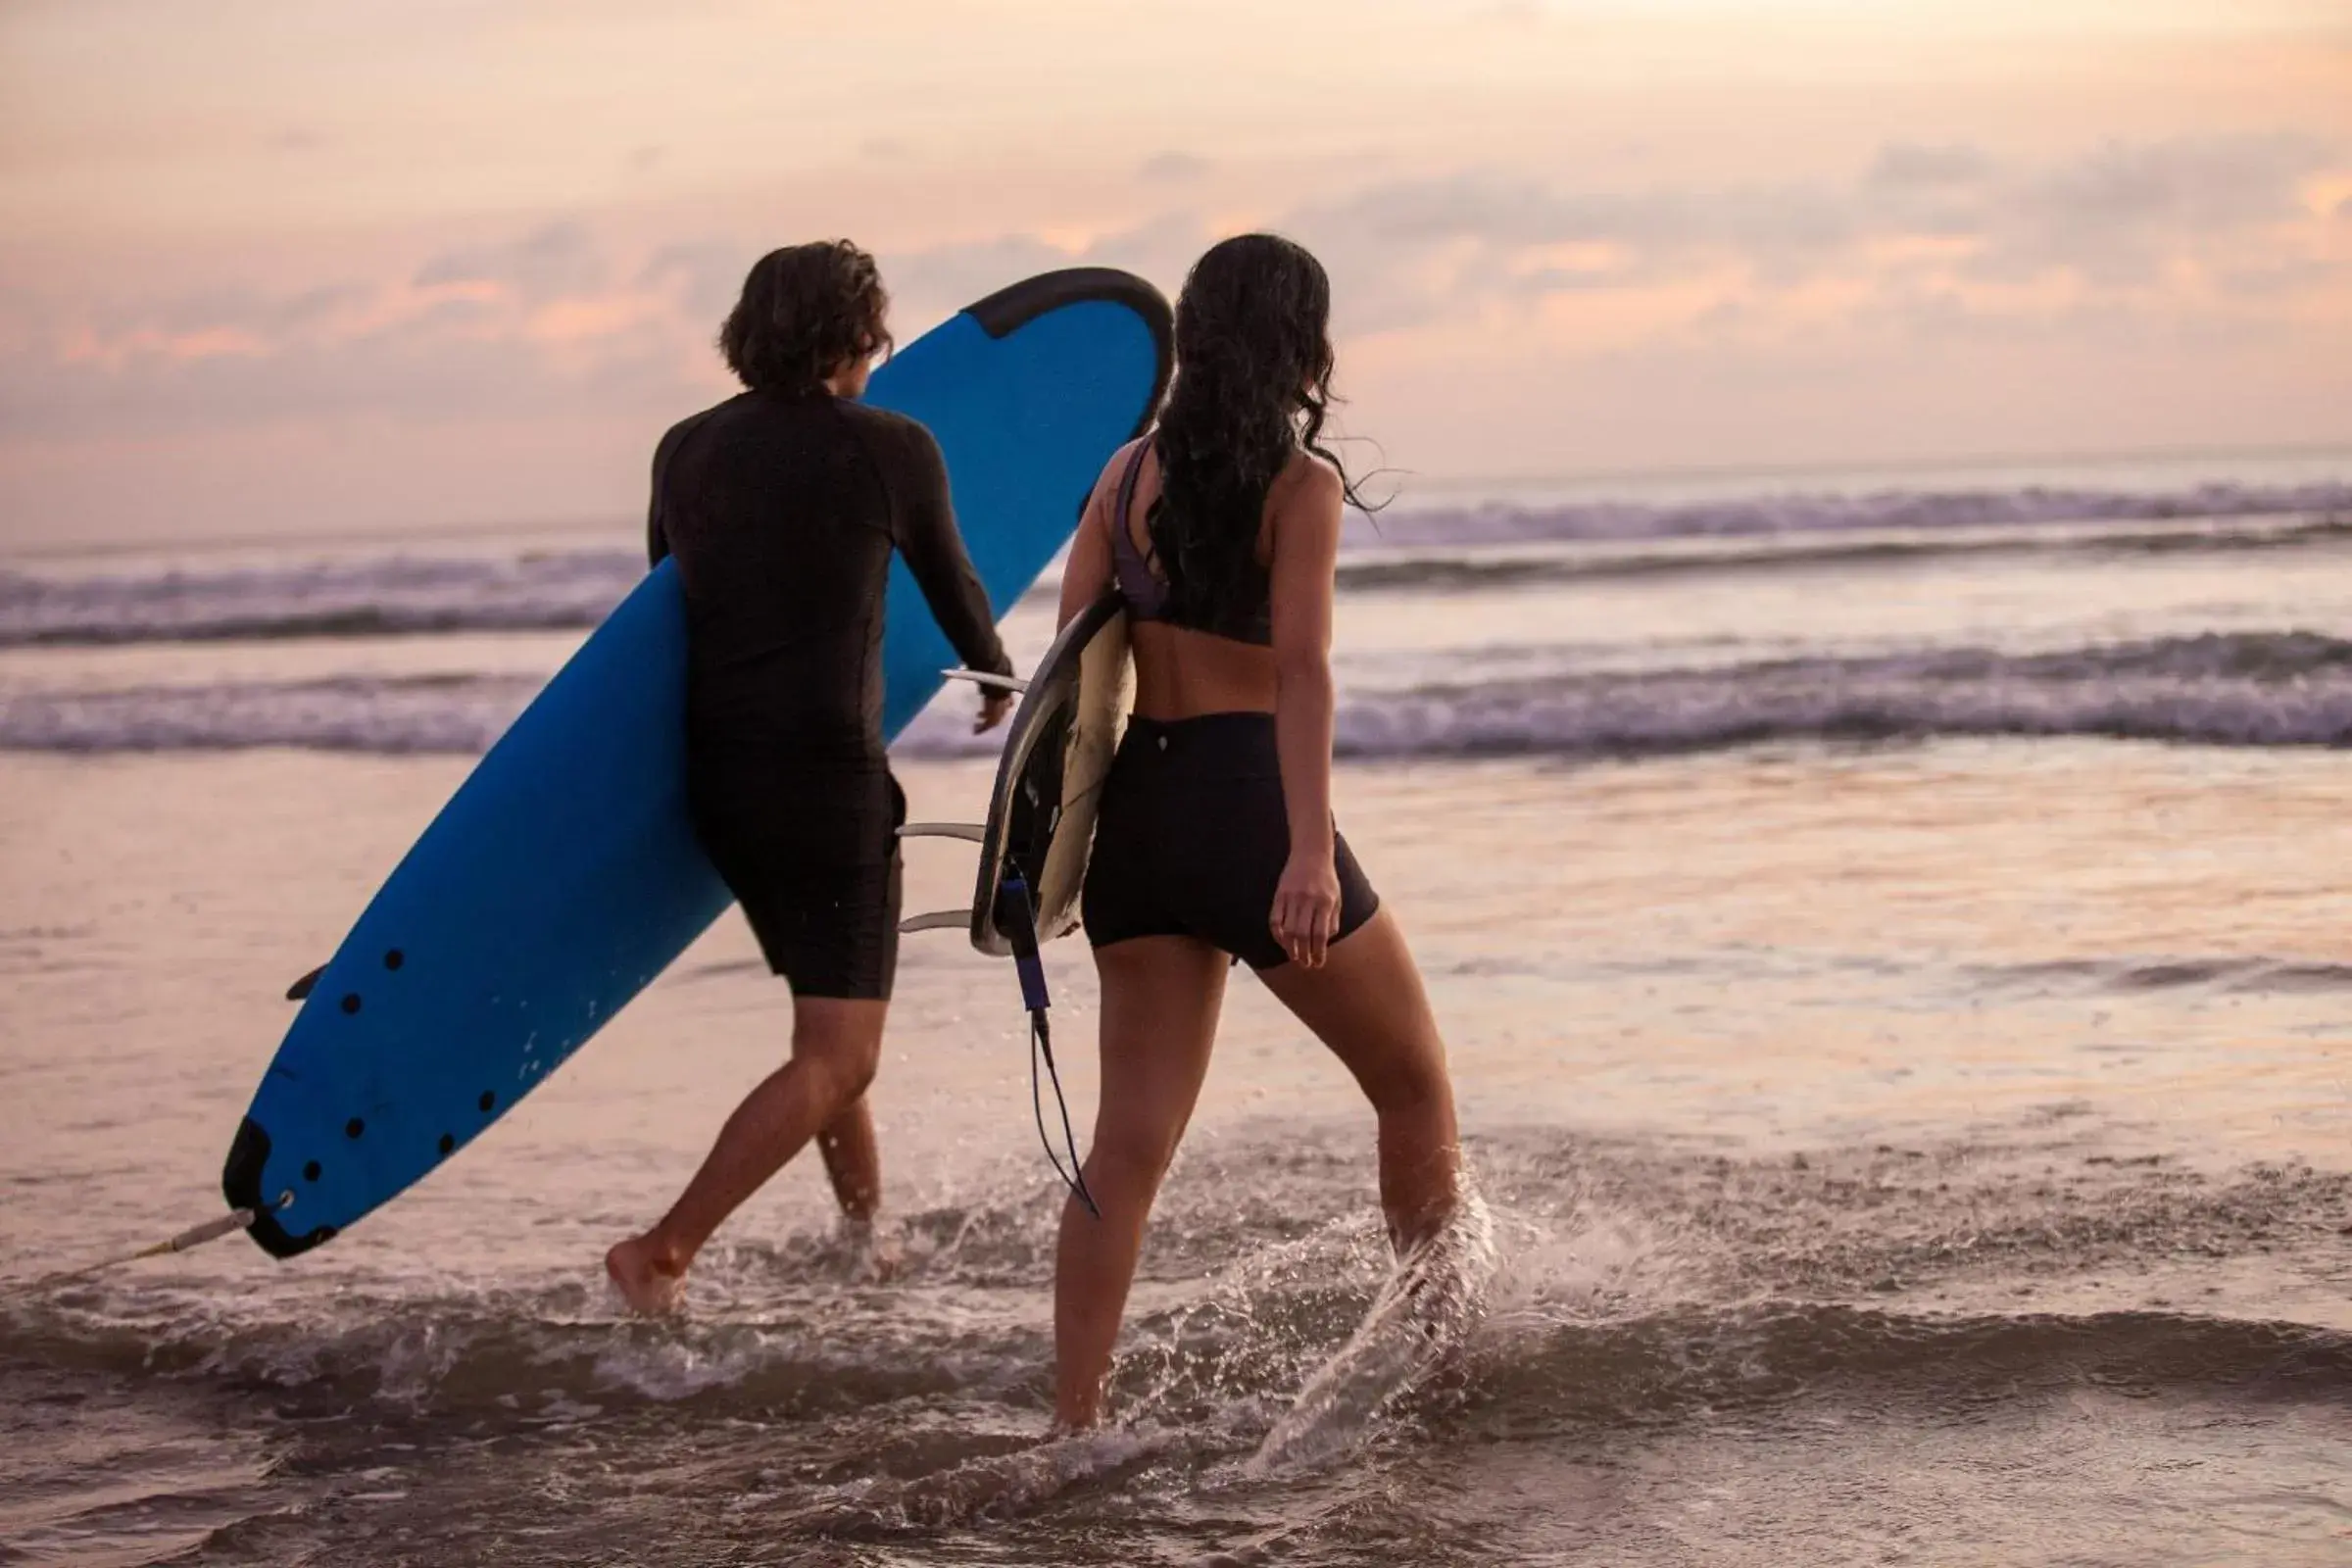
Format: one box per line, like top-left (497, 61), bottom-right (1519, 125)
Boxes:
top-left (976, 687), bottom-right (1015, 734)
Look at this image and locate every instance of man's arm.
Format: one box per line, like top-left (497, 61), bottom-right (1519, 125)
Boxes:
top-left (888, 420), bottom-right (1012, 679)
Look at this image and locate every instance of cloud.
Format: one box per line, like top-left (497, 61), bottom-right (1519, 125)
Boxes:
top-left (413, 220), bottom-right (608, 299)
top-left (1281, 172), bottom-right (1871, 323)
top-left (881, 213), bottom-right (1202, 318)
top-left (881, 235), bottom-right (1080, 318)
top-left (1272, 132), bottom-right (2345, 328)
top-left (1866, 143), bottom-right (1996, 190)
top-left (5, 132), bottom-right (2341, 454)
top-left (1979, 133), bottom-right (2336, 283)
top-left (0, 212), bottom-right (1200, 443)
top-left (2214, 257), bottom-right (2347, 298)
top-left (638, 241), bottom-right (747, 320)
top-left (0, 305), bottom-right (703, 440)
top-left (0, 220), bottom-right (717, 441)
top-left (1138, 151), bottom-right (1210, 182)
top-left (2025, 135), bottom-right (2324, 230)
top-left (88, 282), bottom-right (369, 340)
top-left (1291, 172), bottom-right (1858, 262)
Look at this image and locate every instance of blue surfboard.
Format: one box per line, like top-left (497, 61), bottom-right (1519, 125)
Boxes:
top-left (223, 270), bottom-right (1171, 1258)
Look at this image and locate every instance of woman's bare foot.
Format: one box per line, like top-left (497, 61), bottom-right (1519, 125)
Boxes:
top-left (604, 1233), bottom-right (688, 1315)
top-left (844, 1215), bottom-right (904, 1283)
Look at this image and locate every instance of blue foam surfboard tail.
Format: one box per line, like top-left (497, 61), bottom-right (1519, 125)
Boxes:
top-left (224, 269), bottom-right (1171, 1258)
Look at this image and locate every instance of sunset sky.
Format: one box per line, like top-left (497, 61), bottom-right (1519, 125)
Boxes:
top-left (3, 0), bottom-right (2347, 548)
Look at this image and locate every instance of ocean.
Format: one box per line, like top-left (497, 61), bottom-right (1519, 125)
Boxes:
top-left (2, 449), bottom-right (2348, 1565)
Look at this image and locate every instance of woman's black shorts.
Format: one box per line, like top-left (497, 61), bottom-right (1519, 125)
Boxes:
top-left (1082, 712), bottom-right (1379, 970)
top-left (688, 759), bottom-right (905, 1000)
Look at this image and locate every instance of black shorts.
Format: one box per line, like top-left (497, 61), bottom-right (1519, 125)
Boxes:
top-left (688, 760), bottom-right (905, 1000)
top-left (1082, 712), bottom-right (1379, 970)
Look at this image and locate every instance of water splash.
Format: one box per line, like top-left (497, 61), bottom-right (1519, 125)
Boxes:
top-left (1244, 1190), bottom-right (1500, 1478)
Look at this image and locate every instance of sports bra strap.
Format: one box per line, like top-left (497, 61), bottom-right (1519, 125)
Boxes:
top-left (1107, 441), bottom-right (1167, 618)
top-left (1114, 440), bottom-right (1147, 532)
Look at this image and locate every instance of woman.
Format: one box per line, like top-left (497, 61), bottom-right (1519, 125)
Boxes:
top-left (1051, 234), bottom-right (1467, 1428)
top-left (607, 240), bottom-right (1014, 1313)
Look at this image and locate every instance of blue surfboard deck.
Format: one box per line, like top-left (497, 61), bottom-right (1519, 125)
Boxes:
top-left (224, 270), bottom-right (1171, 1258)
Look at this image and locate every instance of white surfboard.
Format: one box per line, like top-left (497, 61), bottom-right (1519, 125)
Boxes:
top-left (967, 590), bottom-right (1134, 956)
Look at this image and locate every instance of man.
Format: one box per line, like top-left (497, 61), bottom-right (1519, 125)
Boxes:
top-left (607, 240), bottom-right (1013, 1312)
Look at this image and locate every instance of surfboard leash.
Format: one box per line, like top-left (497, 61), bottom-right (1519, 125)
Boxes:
top-left (996, 871), bottom-right (1102, 1219)
top-left (0, 1193), bottom-right (293, 1299)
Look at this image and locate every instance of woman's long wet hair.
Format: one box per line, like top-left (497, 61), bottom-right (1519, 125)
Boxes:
top-left (718, 240), bottom-right (892, 394)
top-left (1150, 233), bottom-right (1369, 625)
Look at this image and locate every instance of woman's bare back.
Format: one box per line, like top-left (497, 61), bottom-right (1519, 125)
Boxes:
top-left (1078, 436), bottom-right (1339, 720)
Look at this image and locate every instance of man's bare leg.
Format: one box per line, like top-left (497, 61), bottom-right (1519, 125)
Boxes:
top-left (607, 995), bottom-right (886, 1313)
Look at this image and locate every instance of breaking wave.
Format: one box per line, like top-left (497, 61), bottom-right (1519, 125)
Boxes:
top-left (1370, 478), bottom-right (2352, 549)
top-left (8, 633), bottom-right (2345, 758)
top-left (5, 480), bottom-right (2345, 648)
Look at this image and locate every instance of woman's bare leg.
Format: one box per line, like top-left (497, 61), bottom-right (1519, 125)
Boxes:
top-left (607, 994), bottom-right (887, 1312)
top-left (815, 1095), bottom-right (882, 1224)
top-left (1257, 908), bottom-right (1460, 1252)
top-left (1054, 936), bottom-right (1229, 1429)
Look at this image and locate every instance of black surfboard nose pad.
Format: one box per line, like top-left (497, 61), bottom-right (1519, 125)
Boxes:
top-left (964, 271), bottom-right (1175, 428)
top-left (222, 1116), bottom-right (325, 1259)
top-left (340, 994), bottom-right (362, 1015)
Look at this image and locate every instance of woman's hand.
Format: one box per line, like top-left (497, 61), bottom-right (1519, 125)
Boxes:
top-left (975, 687), bottom-right (1015, 734)
top-left (1270, 849), bottom-right (1342, 969)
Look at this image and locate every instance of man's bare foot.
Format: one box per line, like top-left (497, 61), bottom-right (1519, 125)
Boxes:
top-left (604, 1234), bottom-right (687, 1316)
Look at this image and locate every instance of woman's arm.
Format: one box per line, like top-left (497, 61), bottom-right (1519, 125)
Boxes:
top-left (1267, 457), bottom-right (1345, 967)
top-left (1056, 446), bottom-right (1126, 633)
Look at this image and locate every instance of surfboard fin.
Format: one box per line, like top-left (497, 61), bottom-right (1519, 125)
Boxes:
top-left (941, 668), bottom-right (1029, 695)
top-left (899, 908), bottom-right (974, 935)
top-left (899, 822), bottom-right (985, 844)
top-left (286, 965), bottom-right (325, 1002)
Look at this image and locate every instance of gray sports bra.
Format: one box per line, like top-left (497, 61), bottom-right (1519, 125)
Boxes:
top-left (1106, 441), bottom-right (1273, 646)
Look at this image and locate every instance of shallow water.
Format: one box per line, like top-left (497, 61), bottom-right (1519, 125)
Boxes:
top-left (3, 463), bottom-right (2349, 1563)
top-left (4, 737), bottom-right (2347, 1565)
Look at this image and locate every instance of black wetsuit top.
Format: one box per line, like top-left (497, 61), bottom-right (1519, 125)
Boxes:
top-left (647, 388), bottom-right (1011, 767)
top-left (644, 387), bottom-right (1010, 997)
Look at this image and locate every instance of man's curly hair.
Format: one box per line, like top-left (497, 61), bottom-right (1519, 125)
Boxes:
top-left (718, 240), bottom-right (892, 393)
